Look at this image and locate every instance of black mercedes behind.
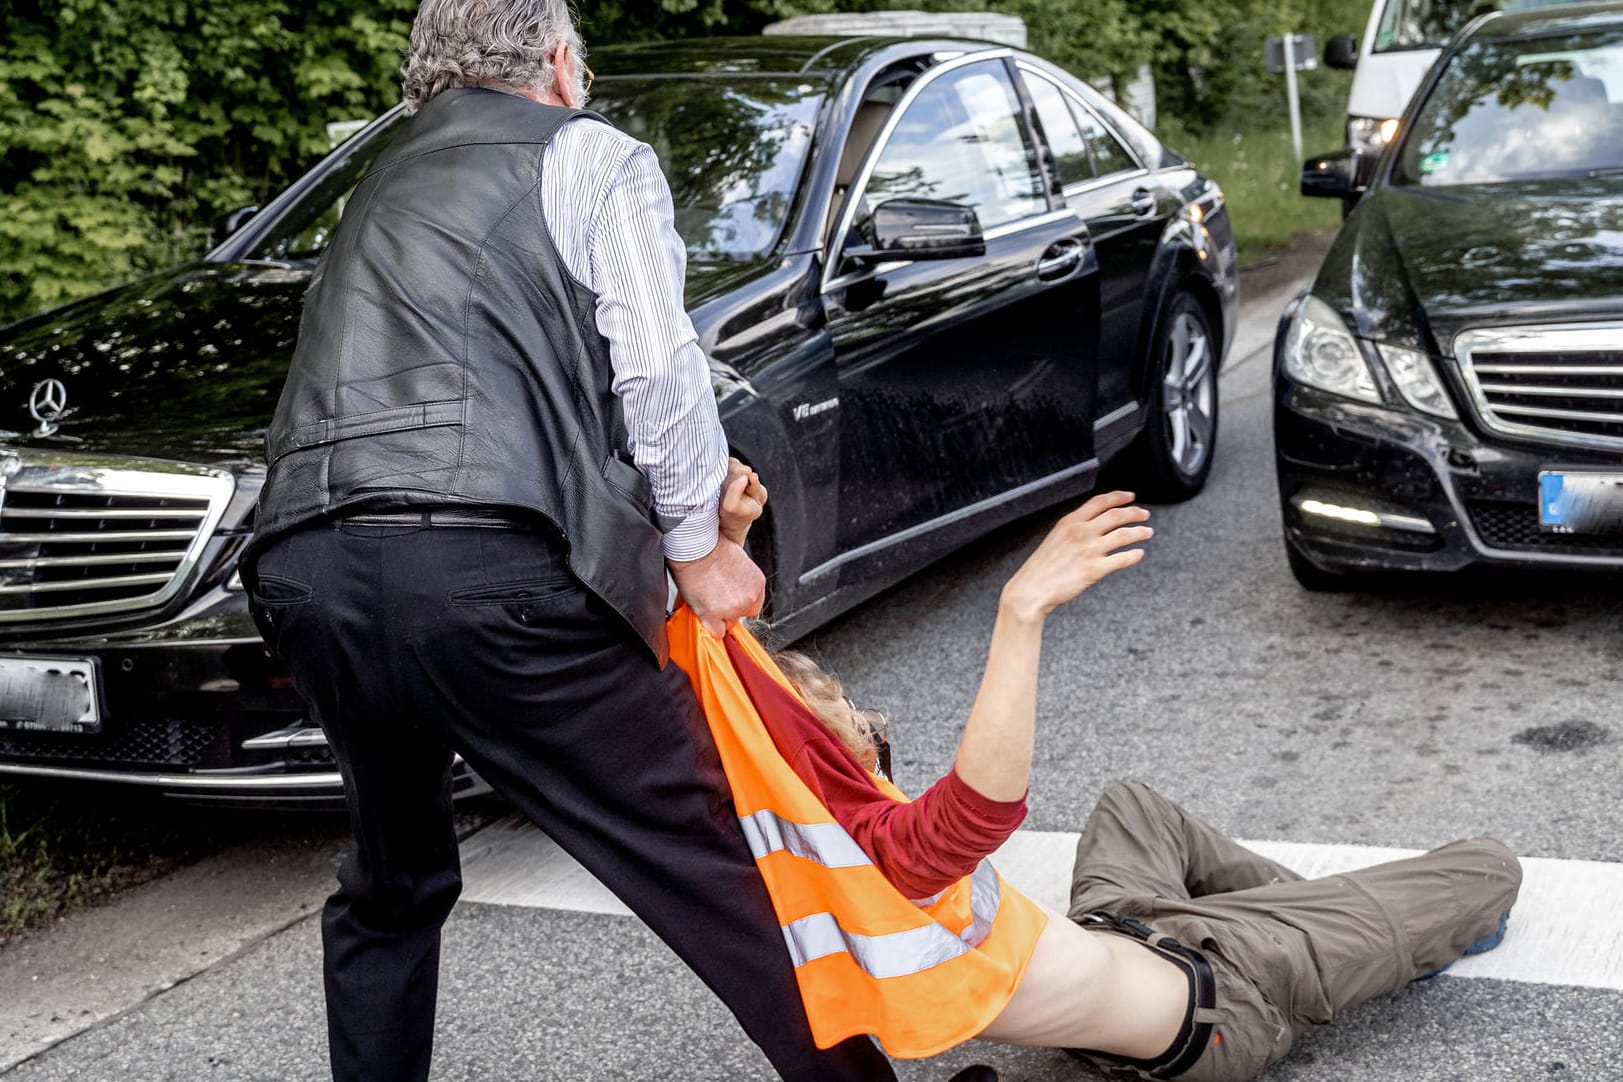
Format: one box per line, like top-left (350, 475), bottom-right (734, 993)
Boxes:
top-left (0, 36), bottom-right (1236, 800)
top-left (1278, 2), bottom-right (1623, 587)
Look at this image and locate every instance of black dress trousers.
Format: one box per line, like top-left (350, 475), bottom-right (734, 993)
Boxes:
top-left (248, 520), bottom-right (894, 1082)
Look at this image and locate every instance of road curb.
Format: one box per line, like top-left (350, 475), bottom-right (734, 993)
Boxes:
top-left (0, 824), bottom-right (346, 1072)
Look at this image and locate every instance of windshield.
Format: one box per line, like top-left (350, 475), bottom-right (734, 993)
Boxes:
top-left (1374, 0), bottom-right (1587, 53)
top-left (1394, 29), bottom-right (1623, 185)
top-left (595, 77), bottom-right (822, 261)
top-left (249, 77), bottom-right (822, 266)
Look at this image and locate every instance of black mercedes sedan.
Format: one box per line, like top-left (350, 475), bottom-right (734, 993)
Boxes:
top-left (1278, 2), bottom-right (1623, 587)
top-left (0, 36), bottom-right (1236, 800)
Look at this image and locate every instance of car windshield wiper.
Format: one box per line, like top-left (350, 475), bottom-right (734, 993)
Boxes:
top-left (1586, 167), bottom-right (1623, 178)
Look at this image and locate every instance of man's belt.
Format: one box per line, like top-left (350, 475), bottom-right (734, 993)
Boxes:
top-left (337, 508), bottom-right (533, 529)
top-left (1068, 909), bottom-right (1219, 1079)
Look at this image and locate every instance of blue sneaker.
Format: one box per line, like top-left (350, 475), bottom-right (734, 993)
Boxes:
top-left (1416, 911), bottom-right (1510, 980)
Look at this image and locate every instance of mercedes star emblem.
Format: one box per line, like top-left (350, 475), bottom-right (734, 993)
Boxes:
top-left (28, 379), bottom-right (69, 437)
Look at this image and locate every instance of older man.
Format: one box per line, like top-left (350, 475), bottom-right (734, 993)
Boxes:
top-left (243, 1), bottom-right (897, 1079)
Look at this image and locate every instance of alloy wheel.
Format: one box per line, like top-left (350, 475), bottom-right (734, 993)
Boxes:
top-left (1161, 309), bottom-right (1215, 478)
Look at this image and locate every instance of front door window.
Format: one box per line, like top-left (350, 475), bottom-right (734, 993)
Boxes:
top-left (851, 61), bottom-right (1045, 246)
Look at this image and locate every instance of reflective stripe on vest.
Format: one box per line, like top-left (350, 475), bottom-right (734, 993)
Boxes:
top-left (779, 860), bottom-right (1002, 977)
top-left (739, 808), bottom-right (872, 868)
top-left (742, 805), bottom-right (1004, 977)
top-left (667, 606), bottom-right (1048, 1059)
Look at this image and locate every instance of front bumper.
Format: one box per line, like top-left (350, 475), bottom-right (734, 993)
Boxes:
top-left (0, 585), bottom-right (344, 802)
top-left (1275, 382), bottom-right (1623, 573)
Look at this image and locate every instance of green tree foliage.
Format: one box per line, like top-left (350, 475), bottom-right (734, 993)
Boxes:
top-left (0, 0), bottom-right (417, 323)
top-left (1, 0), bottom-right (1370, 324)
top-left (577, 0), bottom-right (1157, 88)
top-left (1142, 0), bottom-right (1366, 124)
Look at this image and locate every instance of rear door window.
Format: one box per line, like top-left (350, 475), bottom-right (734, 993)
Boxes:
top-left (1073, 104), bottom-right (1138, 179)
top-left (1026, 75), bottom-right (1095, 186)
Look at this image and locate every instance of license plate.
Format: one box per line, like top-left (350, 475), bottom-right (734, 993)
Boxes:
top-left (1539, 471), bottom-right (1623, 534)
top-left (0, 656), bottom-right (102, 733)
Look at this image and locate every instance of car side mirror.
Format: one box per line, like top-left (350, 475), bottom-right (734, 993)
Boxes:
top-left (1324, 33), bottom-right (1359, 70)
top-left (220, 205), bottom-right (260, 238)
top-left (1301, 150), bottom-right (1372, 200)
top-left (846, 199), bottom-right (986, 265)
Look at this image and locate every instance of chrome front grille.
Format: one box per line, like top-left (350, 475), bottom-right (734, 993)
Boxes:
top-left (1455, 324), bottom-right (1623, 451)
top-left (0, 455), bottom-right (234, 622)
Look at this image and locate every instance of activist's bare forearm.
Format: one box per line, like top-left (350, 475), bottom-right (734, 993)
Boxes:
top-left (952, 492), bottom-right (1152, 803)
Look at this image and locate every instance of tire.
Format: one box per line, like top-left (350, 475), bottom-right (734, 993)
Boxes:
top-left (1126, 292), bottom-right (1219, 501)
top-left (1285, 537), bottom-right (1351, 592)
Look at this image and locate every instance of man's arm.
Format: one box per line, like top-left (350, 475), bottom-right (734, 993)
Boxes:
top-left (588, 141), bottom-right (727, 560)
top-left (585, 140), bottom-right (763, 629)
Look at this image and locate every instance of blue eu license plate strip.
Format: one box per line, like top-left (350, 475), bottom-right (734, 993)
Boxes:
top-left (1539, 471), bottom-right (1623, 534)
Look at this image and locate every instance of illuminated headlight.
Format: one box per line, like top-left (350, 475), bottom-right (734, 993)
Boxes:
top-left (1379, 345), bottom-right (1457, 419)
top-left (1348, 116), bottom-right (1400, 154)
top-left (1282, 296), bottom-right (1380, 403)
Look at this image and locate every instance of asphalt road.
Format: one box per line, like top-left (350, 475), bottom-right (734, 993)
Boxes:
top-left (4, 238), bottom-right (1621, 1081)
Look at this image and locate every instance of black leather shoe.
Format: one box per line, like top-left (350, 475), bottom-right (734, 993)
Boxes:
top-left (945, 1068), bottom-right (1002, 1082)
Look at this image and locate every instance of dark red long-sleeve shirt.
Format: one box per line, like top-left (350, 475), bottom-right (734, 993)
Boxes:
top-left (727, 637), bottom-right (1027, 899)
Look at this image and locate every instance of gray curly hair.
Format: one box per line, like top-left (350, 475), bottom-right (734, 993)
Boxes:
top-left (401, 0), bottom-right (586, 113)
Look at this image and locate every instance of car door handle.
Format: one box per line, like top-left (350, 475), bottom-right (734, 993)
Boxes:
top-left (1131, 187), bottom-right (1157, 217)
top-left (1036, 239), bottom-right (1085, 281)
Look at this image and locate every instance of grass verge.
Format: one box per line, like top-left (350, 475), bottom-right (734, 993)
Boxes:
top-left (1162, 111), bottom-right (1348, 268)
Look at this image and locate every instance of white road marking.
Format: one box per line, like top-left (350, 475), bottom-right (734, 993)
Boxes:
top-left (459, 821), bottom-right (1623, 992)
top-left (982, 833), bottom-right (1623, 992)
top-left (460, 815), bottom-right (632, 917)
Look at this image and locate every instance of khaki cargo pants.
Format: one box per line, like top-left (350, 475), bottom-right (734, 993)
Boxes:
top-left (1067, 783), bottom-right (1522, 1082)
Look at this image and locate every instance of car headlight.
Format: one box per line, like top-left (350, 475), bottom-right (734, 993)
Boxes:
top-left (1378, 345), bottom-right (1457, 419)
top-left (1282, 296), bottom-right (1381, 403)
top-left (1348, 116), bottom-right (1399, 155)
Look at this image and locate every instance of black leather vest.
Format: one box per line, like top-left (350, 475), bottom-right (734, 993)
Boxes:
top-left (252, 88), bottom-right (671, 661)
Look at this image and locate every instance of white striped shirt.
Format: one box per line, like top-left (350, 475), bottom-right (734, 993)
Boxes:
top-left (541, 116), bottom-right (729, 562)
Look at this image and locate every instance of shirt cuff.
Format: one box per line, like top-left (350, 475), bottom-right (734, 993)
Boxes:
top-left (662, 509), bottom-right (721, 563)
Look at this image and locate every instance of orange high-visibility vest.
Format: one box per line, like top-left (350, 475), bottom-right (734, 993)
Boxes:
top-left (667, 606), bottom-right (1048, 1058)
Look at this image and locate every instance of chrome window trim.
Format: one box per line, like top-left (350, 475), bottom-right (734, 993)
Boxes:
top-left (822, 207), bottom-right (1083, 294)
top-left (1453, 323), bottom-right (1623, 452)
top-left (823, 48), bottom-right (1052, 293)
top-left (798, 458), bottom-right (1099, 584)
top-left (1013, 58), bottom-right (1148, 174)
top-left (1060, 169), bottom-right (1153, 202)
top-left (0, 453), bottom-right (235, 623)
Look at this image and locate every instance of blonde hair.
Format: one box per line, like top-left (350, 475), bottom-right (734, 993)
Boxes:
top-left (771, 649), bottom-right (883, 772)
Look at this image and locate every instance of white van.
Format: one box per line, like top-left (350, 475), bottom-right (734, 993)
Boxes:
top-left (1326, 0), bottom-right (1592, 155)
